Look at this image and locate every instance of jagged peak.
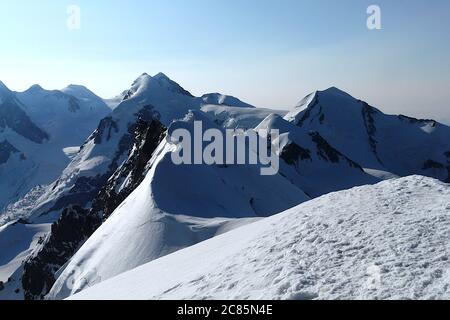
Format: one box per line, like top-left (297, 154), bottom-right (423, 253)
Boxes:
top-left (127, 72), bottom-right (193, 99)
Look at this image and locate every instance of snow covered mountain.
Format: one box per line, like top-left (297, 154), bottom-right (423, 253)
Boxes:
top-left (201, 104), bottom-right (287, 130)
top-left (0, 73), bottom-right (269, 300)
top-left (201, 93), bottom-right (255, 108)
top-left (0, 81), bottom-right (110, 213)
top-left (68, 176), bottom-right (450, 300)
top-left (47, 111), bottom-right (309, 299)
top-left (1, 75), bottom-right (450, 301)
top-left (285, 87), bottom-right (450, 182)
top-left (257, 114), bottom-right (379, 197)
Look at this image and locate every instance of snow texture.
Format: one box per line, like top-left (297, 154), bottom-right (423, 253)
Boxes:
top-left (70, 176), bottom-right (450, 300)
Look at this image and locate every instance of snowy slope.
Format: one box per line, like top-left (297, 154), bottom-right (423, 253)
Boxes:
top-left (0, 220), bottom-right (50, 283)
top-left (17, 73), bottom-right (275, 224)
top-left (201, 104), bottom-right (287, 130)
top-left (112, 72), bottom-right (199, 126)
top-left (69, 176), bottom-right (450, 300)
top-left (256, 114), bottom-right (380, 197)
top-left (103, 74), bottom-right (258, 120)
top-left (201, 93), bottom-right (255, 108)
top-left (0, 82), bottom-right (110, 214)
top-left (285, 87), bottom-right (450, 181)
top-left (47, 111), bottom-right (309, 300)
top-left (0, 73), bottom-right (264, 300)
top-left (16, 84), bottom-right (111, 148)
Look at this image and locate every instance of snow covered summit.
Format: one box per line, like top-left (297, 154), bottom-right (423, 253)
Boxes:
top-left (285, 87), bottom-right (450, 182)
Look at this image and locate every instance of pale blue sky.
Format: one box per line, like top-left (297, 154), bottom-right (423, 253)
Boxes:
top-left (0, 0), bottom-right (449, 122)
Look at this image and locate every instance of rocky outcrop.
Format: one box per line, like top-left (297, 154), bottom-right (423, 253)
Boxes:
top-left (0, 140), bottom-right (20, 165)
top-left (19, 109), bottom-right (166, 300)
top-left (0, 97), bottom-right (49, 144)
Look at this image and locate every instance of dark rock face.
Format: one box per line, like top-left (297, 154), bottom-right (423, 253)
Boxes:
top-left (361, 101), bottom-right (383, 165)
top-left (423, 159), bottom-right (445, 170)
top-left (309, 132), bottom-right (362, 170)
top-left (91, 117), bottom-right (166, 220)
top-left (0, 140), bottom-right (19, 164)
top-left (422, 160), bottom-right (450, 183)
top-left (20, 108), bottom-right (166, 300)
top-left (0, 97), bottom-right (49, 144)
top-left (21, 205), bottom-right (98, 300)
top-left (398, 114), bottom-right (437, 127)
top-left (92, 117), bottom-right (119, 144)
top-left (295, 94), bottom-right (319, 127)
top-left (67, 96), bottom-right (81, 113)
top-left (280, 142), bottom-right (312, 166)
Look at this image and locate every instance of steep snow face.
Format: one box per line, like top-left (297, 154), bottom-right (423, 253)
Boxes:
top-left (48, 112), bottom-right (309, 300)
top-left (69, 176), bottom-right (450, 300)
top-left (201, 93), bottom-right (255, 108)
top-left (0, 221), bottom-right (50, 283)
top-left (257, 114), bottom-right (379, 197)
top-left (285, 88), bottom-right (450, 182)
top-left (201, 105), bottom-right (287, 130)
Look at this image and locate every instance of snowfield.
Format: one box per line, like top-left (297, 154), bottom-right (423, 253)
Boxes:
top-left (69, 176), bottom-right (450, 300)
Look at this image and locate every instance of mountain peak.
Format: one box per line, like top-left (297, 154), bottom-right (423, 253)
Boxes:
top-left (64, 84), bottom-right (88, 90)
top-left (201, 93), bottom-right (255, 108)
top-left (0, 80), bottom-right (10, 93)
top-left (317, 87), bottom-right (355, 100)
top-left (151, 72), bottom-right (194, 97)
top-left (25, 84), bottom-right (45, 93)
top-left (153, 72), bottom-right (169, 80)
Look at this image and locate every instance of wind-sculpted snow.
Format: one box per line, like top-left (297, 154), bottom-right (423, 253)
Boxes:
top-left (70, 176), bottom-right (450, 300)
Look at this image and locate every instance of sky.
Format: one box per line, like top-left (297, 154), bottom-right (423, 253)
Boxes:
top-left (0, 0), bottom-right (449, 123)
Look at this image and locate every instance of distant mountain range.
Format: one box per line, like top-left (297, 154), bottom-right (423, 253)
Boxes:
top-left (0, 73), bottom-right (449, 300)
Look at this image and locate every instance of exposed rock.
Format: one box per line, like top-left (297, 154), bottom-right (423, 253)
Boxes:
top-left (0, 97), bottom-right (49, 144)
top-left (0, 140), bottom-right (19, 164)
top-left (280, 142), bottom-right (312, 166)
top-left (19, 110), bottom-right (166, 300)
